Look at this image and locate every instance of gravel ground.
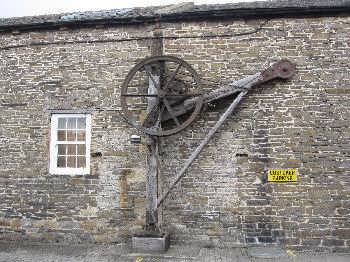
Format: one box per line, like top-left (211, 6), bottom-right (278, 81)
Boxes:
top-left (0, 242), bottom-right (350, 262)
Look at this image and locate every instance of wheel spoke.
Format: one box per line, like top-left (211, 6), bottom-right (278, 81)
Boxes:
top-left (163, 98), bottom-right (180, 126)
top-left (155, 104), bottom-right (166, 129)
top-left (121, 94), bottom-right (158, 97)
top-left (164, 62), bottom-right (183, 91)
top-left (165, 93), bottom-right (202, 98)
top-left (121, 93), bottom-right (202, 98)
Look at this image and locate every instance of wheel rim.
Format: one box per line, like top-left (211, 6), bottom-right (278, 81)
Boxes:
top-left (121, 56), bottom-right (203, 136)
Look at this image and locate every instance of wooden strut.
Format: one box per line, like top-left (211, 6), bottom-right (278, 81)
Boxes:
top-left (156, 90), bottom-right (249, 209)
top-left (146, 136), bottom-right (158, 226)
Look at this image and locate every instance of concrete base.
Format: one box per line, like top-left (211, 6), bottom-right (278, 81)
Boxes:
top-left (132, 233), bottom-right (170, 253)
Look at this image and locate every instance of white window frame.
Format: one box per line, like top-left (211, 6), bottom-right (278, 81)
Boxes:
top-left (49, 113), bottom-right (91, 175)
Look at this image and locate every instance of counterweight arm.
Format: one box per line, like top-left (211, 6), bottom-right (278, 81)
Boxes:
top-left (161, 59), bottom-right (296, 122)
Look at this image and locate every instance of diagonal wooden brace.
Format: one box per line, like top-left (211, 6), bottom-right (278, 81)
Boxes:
top-left (156, 90), bottom-right (248, 208)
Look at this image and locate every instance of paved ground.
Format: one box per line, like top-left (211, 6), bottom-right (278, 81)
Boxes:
top-left (0, 242), bottom-right (349, 262)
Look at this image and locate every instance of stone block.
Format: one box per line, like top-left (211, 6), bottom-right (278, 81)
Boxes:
top-left (132, 233), bottom-right (170, 253)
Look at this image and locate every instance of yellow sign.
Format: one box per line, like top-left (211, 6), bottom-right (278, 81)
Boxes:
top-left (135, 257), bottom-right (143, 262)
top-left (268, 169), bottom-right (297, 182)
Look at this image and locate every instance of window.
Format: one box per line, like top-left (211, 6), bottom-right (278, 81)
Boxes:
top-left (50, 114), bottom-right (91, 175)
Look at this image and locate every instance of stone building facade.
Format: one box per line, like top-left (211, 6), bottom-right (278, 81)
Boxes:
top-left (0, 0), bottom-right (350, 251)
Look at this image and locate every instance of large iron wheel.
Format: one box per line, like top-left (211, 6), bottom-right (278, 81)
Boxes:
top-left (121, 56), bottom-right (203, 136)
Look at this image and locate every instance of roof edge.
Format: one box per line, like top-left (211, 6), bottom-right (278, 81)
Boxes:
top-left (1, 3), bottom-right (350, 33)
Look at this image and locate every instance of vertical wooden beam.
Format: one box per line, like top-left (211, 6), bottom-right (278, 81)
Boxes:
top-left (145, 22), bottom-right (163, 227)
top-left (145, 136), bottom-right (158, 226)
top-left (145, 73), bottom-right (159, 226)
top-left (151, 21), bottom-right (163, 56)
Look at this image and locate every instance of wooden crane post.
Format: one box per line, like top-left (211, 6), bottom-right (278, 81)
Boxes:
top-left (145, 70), bottom-right (159, 228)
top-left (122, 57), bottom-right (296, 252)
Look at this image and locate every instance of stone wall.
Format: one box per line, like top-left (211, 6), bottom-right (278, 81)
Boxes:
top-left (0, 15), bottom-right (349, 251)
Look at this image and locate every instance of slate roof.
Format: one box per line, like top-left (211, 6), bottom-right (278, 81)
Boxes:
top-left (1, 0), bottom-right (350, 31)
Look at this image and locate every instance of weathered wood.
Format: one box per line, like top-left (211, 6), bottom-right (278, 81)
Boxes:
top-left (161, 59), bottom-right (295, 121)
top-left (145, 28), bottom-right (163, 226)
top-left (145, 73), bottom-right (159, 226)
top-left (161, 73), bottom-right (261, 121)
top-left (146, 137), bottom-right (158, 225)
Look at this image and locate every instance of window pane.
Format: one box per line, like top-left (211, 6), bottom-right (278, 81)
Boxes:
top-left (67, 144), bottom-right (76, 155)
top-left (58, 144), bottom-right (66, 155)
top-left (67, 156), bottom-right (76, 168)
top-left (77, 144), bottom-right (86, 155)
top-left (67, 130), bottom-right (76, 141)
top-left (58, 118), bottom-right (66, 129)
top-left (77, 131), bottom-right (86, 141)
top-left (57, 156), bottom-right (66, 167)
top-left (77, 156), bottom-right (86, 168)
top-left (57, 130), bottom-right (66, 141)
top-left (77, 118), bottom-right (86, 129)
top-left (51, 114), bottom-right (90, 174)
top-left (67, 118), bottom-right (77, 129)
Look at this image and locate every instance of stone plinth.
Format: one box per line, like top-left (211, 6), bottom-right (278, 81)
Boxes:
top-left (132, 233), bottom-right (170, 253)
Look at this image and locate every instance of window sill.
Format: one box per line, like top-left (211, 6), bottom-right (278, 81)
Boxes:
top-left (49, 168), bottom-right (90, 176)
